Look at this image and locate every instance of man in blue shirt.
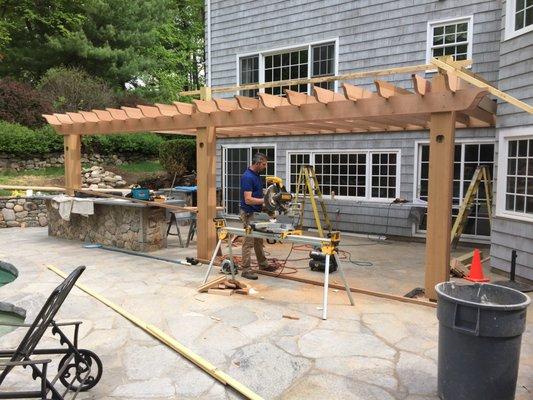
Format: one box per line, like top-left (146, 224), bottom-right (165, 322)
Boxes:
top-left (239, 153), bottom-right (275, 279)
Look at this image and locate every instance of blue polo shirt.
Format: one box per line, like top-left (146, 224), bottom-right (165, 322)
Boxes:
top-left (240, 168), bottom-right (263, 213)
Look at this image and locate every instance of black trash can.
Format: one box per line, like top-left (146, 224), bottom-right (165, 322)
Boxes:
top-left (435, 282), bottom-right (530, 400)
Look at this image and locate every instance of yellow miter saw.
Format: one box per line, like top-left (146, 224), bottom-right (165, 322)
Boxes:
top-left (250, 176), bottom-right (297, 236)
top-left (263, 176), bottom-right (293, 214)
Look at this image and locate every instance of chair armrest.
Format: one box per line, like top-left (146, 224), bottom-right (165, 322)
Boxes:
top-left (0, 320), bottom-right (82, 328)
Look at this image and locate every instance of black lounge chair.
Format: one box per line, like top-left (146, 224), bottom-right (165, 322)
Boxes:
top-left (0, 266), bottom-right (102, 399)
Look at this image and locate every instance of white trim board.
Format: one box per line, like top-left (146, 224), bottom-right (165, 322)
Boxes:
top-left (505, 0), bottom-right (533, 40)
top-left (495, 126), bottom-right (533, 223)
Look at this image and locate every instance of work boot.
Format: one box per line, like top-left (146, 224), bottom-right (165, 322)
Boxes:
top-left (259, 262), bottom-right (277, 272)
top-left (241, 269), bottom-right (258, 280)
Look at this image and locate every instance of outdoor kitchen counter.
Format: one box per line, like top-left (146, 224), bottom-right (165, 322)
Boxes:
top-left (45, 197), bottom-right (184, 251)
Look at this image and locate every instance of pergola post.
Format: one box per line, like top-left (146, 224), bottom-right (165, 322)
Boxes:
top-left (195, 125), bottom-right (217, 260)
top-left (64, 134), bottom-right (81, 195)
top-left (424, 111), bottom-right (456, 300)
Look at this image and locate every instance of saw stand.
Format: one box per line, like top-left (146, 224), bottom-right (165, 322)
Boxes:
top-left (202, 218), bottom-right (355, 320)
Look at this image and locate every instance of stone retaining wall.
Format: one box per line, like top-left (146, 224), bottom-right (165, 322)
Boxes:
top-left (46, 200), bottom-right (167, 251)
top-left (0, 152), bottom-right (156, 171)
top-left (0, 197), bottom-right (48, 228)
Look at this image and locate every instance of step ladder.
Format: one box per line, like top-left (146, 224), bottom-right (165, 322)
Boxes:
top-left (290, 165), bottom-right (333, 238)
top-left (450, 165), bottom-right (493, 247)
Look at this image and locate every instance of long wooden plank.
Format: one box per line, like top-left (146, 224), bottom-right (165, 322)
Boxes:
top-left (424, 119), bottom-right (456, 299)
top-left (197, 259), bottom-right (436, 308)
top-left (179, 60), bottom-right (472, 96)
top-left (47, 265), bottom-right (263, 400)
top-left (64, 135), bottom-right (81, 196)
top-left (431, 57), bottom-right (533, 114)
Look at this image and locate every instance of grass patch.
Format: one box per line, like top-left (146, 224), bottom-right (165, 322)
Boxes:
top-left (0, 167), bottom-right (64, 185)
top-left (114, 160), bottom-right (163, 174)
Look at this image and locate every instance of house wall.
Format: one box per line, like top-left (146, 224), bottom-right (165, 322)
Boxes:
top-left (490, 1), bottom-right (533, 281)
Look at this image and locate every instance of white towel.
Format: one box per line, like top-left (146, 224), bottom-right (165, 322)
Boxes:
top-left (52, 195), bottom-right (95, 221)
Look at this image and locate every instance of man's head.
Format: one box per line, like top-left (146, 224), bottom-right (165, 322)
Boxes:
top-left (250, 152), bottom-right (267, 173)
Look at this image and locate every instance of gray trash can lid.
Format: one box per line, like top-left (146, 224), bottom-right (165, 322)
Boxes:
top-left (435, 282), bottom-right (531, 311)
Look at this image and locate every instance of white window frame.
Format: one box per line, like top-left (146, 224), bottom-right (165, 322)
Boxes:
top-left (425, 16), bottom-right (474, 65)
top-left (412, 138), bottom-right (495, 240)
top-left (285, 149), bottom-right (401, 202)
top-left (496, 127), bottom-right (533, 222)
top-left (505, 0), bottom-right (533, 40)
top-left (221, 143), bottom-right (277, 214)
top-left (236, 38), bottom-right (340, 94)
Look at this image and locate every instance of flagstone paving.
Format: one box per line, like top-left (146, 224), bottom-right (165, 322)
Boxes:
top-left (0, 227), bottom-right (531, 399)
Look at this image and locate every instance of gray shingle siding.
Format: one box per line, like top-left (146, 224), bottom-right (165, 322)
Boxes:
top-left (489, 1), bottom-right (533, 280)
top-left (209, 1), bottom-right (533, 279)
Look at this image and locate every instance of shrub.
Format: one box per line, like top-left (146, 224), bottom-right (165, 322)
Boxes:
top-left (38, 67), bottom-right (116, 113)
top-left (0, 121), bottom-right (62, 156)
top-left (82, 133), bottom-right (164, 156)
top-left (159, 138), bottom-right (196, 175)
top-left (0, 79), bottom-right (52, 128)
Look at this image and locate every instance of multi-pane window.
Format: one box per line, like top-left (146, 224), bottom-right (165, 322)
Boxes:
top-left (371, 153), bottom-right (397, 199)
top-left (239, 56), bottom-right (259, 97)
top-left (288, 150), bottom-right (399, 200)
top-left (505, 138), bottom-right (533, 215)
top-left (417, 142), bottom-right (494, 237)
top-left (514, 0), bottom-right (533, 31)
top-left (428, 18), bottom-right (471, 62)
top-left (311, 43), bottom-right (335, 90)
top-left (289, 153), bottom-right (311, 193)
top-left (265, 49), bottom-right (308, 95)
top-left (238, 41), bottom-right (336, 97)
top-left (222, 146), bottom-right (275, 215)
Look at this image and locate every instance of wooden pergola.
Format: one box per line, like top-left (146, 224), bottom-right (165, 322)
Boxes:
top-left (43, 65), bottom-right (497, 300)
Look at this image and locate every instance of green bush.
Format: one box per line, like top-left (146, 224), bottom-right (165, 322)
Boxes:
top-left (0, 121), bottom-right (62, 156)
top-left (82, 133), bottom-right (165, 156)
top-left (158, 138), bottom-right (196, 175)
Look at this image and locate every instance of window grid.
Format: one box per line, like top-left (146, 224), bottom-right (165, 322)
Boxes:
top-left (238, 41), bottom-right (336, 97)
top-left (371, 153), bottom-right (397, 199)
top-left (515, 0), bottom-right (533, 31)
top-left (265, 49), bottom-right (308, 96)
top-left (430, 21), bottom-right (469, 61)
top-left (505, 138), bottom-right (533, 214)
top-left (418, 143), bottom-right (494, 237)
top-left (239, 56), bottom-right (259, 97)
top-left (311, 43), bottom-right (335, 91)
top-left (288, 150), bottom-right (399, 200)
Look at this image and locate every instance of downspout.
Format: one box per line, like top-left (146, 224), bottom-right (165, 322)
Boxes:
top-left (206, 0), bottom-right (212, 87)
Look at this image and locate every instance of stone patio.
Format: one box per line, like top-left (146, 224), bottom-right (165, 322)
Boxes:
top-left (0, 227), bottom-right (531, 399)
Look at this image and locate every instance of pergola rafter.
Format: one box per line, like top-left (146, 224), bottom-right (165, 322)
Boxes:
top-left (43, 62), bottom-right (501, 300)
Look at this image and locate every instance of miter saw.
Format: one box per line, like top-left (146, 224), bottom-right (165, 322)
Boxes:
top-left (249, 176), bottom-right (297, 235)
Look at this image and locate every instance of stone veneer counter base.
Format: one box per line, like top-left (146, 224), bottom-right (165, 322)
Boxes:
top-left (46, 199), bottom-right (167, 251)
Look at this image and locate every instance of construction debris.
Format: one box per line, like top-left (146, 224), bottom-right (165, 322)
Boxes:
top-left (198, 276), bottom-right (249, 295)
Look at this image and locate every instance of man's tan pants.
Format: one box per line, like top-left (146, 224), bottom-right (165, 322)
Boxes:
top-left (239, 210), bottom-right (267, 272)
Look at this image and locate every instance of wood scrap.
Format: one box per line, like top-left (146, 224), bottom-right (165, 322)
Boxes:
top-left (450, 250), bottom-right (484, 278)
top-left (197, 275), bottom-right (226, 293)
top-left (282, 314), bottom-right (300, 320)
top-left (208, 288), bottom-right (233, 296)
top-left (235, 289), bottom-right (249, 295)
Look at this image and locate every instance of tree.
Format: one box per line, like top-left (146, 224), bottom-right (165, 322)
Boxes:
top-left (38, 67), bottom-right (116, 113)
top-left (0, 78), bottom-right (52, 127)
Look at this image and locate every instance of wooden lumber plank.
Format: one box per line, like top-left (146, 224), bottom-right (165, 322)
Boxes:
top-left (197, 275), bottom-right (226, 292)
top-left (137, 105), bottom-right (162, 118)
top-left (431, 57), bottom-right (533, 114)
top-left (92, 109), bottom-right (114, 121)
top-left (424, 76), bottom-right (456, 300)
top-left (313, 86), bottom-right (347, 103)
top-left (214, 98), bottom-right (240, 112)
top-left (155, 103), bottom-right (181, 116)
top-left (235, 96), bottom-right (262, 110)
top-left (64, 135), bottom-right (81, 195)
top-left (42, 114), bottom-right (62, 126)
top-left (66, 112), bottom-right (86, 123)
top-left (106, 108), bottom-right (128, 120)
top-left (258, 93), bottom-right (289, 108)
top-left (179, 60), bottom-right (472, 96)
top-left (54, 114), bottom-right (73, 124)
top-left (412, 75), bottom-right (431, 96)
top-left (78, 111), bottom-right (100, 123)
top-left (341, 83), bottom-right (375, 100)
top-left (173, 102), bottom-right (194, 115)
top-left (121, 106), bottom-right (145, 119)
top-left (285, 89), bottom-right (317, 105)
top-left (196, 125), bottom-right (217, 260)
top-left (374, 80), bottom-right (412, 98)
top-left (193, 99), bottom-right (218, 113)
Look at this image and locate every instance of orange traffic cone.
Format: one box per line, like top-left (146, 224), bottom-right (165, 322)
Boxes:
top-left (465, 248), bottom-right (489, 282)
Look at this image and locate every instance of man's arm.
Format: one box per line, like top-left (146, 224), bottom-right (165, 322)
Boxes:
top-left (243, 191), bottom-right (264, 206)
